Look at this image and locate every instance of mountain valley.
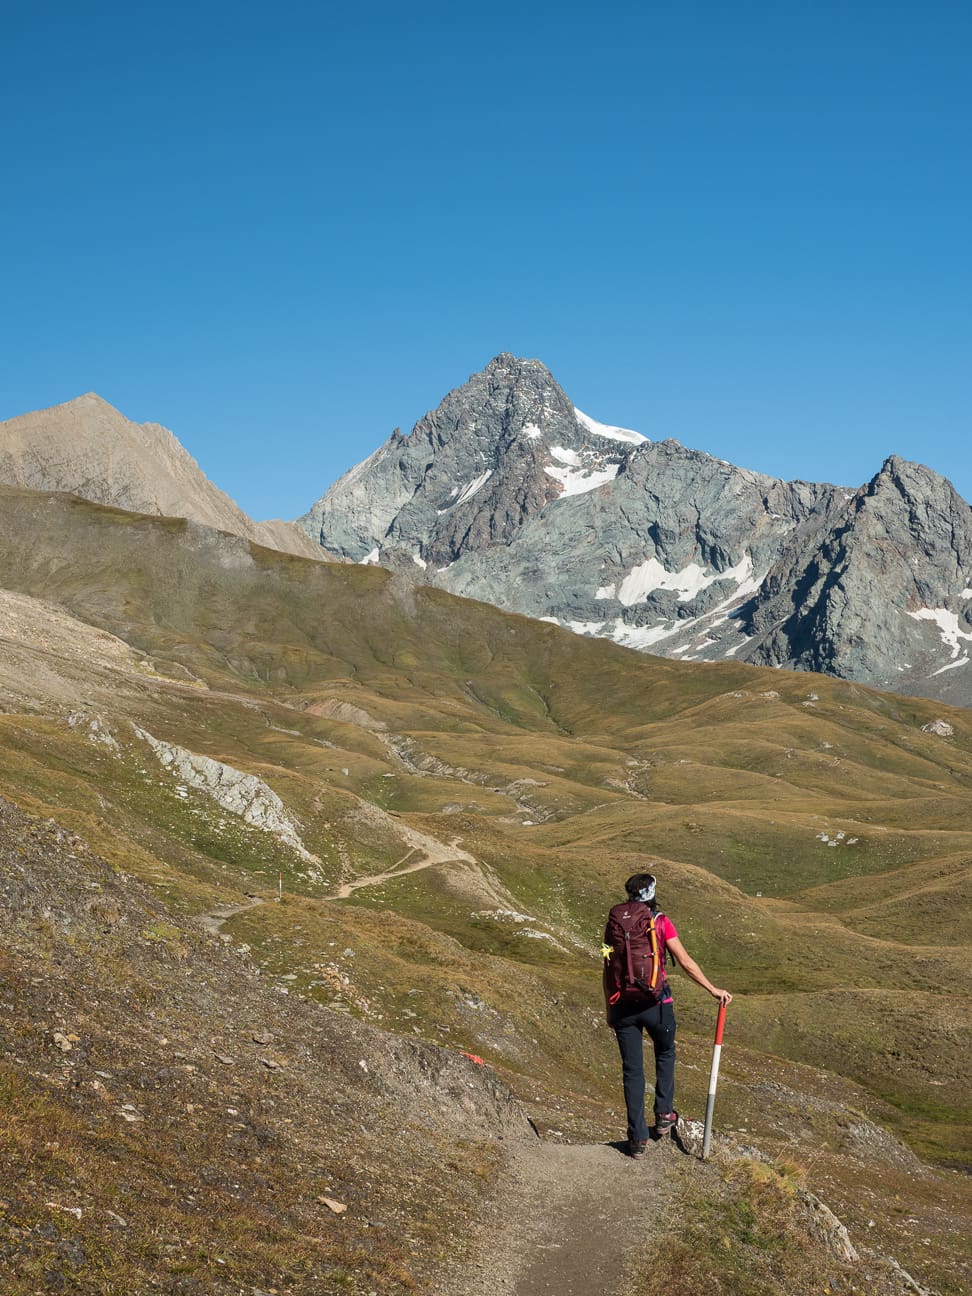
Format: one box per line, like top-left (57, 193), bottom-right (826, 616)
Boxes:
top-left (0, 480), bottom-right (968, 1293)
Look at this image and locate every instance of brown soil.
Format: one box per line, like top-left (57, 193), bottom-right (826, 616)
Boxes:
top-left (437, 1138), bottom-right (673, 1296)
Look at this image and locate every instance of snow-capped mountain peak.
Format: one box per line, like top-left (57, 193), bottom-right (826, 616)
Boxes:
top-left (297, 356), bottom-right (972, 708)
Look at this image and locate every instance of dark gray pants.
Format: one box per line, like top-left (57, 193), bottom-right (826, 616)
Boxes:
top-left (612, 999), bottom-right (676, 1142)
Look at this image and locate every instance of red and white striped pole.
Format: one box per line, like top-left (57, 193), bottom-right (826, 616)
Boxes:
top-left (701, 1001), bottom-right (727, 1160)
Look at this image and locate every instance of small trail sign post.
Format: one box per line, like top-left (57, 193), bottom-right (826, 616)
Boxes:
top-left (701, 1001), bottom-right (727, 1160)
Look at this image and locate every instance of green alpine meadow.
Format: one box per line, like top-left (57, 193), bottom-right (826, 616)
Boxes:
top-left (0, 484), bottom-right (969, 1294)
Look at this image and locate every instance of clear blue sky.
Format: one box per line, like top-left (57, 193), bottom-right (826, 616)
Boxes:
top-left (3, 2), bottom-right (970, 519)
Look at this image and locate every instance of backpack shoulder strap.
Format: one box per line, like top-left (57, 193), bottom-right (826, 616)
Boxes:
top-left (647, 908), bottom-right (660, 992)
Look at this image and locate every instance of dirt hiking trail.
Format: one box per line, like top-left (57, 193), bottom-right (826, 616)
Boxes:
top-left (333, 801), bottom-right (477, 900)
top-left (196, 895), bottom-right (263, 936)
top-left (332, 844), bottom-right (464, 900)
top-left (438, 1138), bottom-right (677, 1296)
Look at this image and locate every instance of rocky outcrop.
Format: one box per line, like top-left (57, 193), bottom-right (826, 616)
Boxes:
top-left (301, 355), bottom-right (972, 706)
top-left (133, 725), bottom-right (320, 869)
top-left (921, 719), bottom-right (954, 737)
top-left (800, 1190), bottom-right (860, 1263)
top-left (437, 436), bottom-right (837, 659)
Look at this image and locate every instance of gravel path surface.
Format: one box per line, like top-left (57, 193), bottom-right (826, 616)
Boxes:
top-left (438, 1138), bottom-right (676, 1296)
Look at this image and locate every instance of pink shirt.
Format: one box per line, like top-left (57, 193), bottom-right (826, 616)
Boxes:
top-left (656, 913), bottom-right (678, 1003)
top-left (656, 913), bottom-right (678, 945)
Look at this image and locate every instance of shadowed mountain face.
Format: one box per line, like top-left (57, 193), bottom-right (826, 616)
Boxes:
top-left (300, 355), bottom-right (972, 706)
top-left (0, 392), bottom-right (324, 561)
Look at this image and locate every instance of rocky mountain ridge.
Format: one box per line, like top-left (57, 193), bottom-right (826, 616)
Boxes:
top-left (5, 361), bottom-right (971, 707)
top-left (300, 354), bottom-right (972, 707)
top-left (0, 392), bottom-right (323, 561)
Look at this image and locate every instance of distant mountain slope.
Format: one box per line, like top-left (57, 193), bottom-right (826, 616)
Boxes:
top-left (747, 454), bottom-right (972, 692)
top-left (0, 392), bottom-right (324, 561)
top-left (300, 354), bottom-right (972, 706)
top-left (299, 353), bottom-right (648, 567)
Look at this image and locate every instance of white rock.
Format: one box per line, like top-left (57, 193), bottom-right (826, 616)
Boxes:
top-left (132, 725), bottom-right (320, 864)
top-left (921, 719), bottom-right (954, 737)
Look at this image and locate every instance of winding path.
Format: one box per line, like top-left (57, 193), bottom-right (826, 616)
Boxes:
top-left (332, 820), bottom-right (477, 900)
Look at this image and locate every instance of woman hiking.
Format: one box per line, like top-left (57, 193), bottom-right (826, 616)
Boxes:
top-left (603, 870), bottom-right (732, 1159)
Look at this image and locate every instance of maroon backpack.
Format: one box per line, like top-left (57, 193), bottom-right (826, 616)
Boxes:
top-left (603, 901), bottom-right (671, 1007)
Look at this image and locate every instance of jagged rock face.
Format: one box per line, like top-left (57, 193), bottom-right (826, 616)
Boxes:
top-left (301, 355), bottom-right (972, 706)
top-left (0, 393), bottom-right (324, 561)
top-left (300, 353), bottom-right (839, 655)
top-left (744, 456), bottom-right (972, 700)
top-left (300, 354), bottom-right (643, 568)
top-left (442, 439), bottom-right (838, 659)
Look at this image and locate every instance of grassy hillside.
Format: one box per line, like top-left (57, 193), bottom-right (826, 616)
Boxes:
top-left (0, 795), bottom-right (519, 1295)
top-left (0, 486), bottom-right (969, 1294)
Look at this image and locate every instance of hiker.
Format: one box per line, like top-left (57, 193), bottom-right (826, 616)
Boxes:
top-left (603, 871), bottom-right (732, 1158)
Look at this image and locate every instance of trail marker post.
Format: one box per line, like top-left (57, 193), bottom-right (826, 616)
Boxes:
top-left (701, 1000), bottom-right (727, 1160)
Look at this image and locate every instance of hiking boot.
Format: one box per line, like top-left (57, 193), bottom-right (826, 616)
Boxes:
top-left (628, 1138), bottom-right (650, 1160)
top-left (652, 1110), bottom-right (678, 1138)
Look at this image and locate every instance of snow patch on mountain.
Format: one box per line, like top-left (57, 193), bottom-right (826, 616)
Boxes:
top-left (545, 460), bottom-right (620, 497)
top-left (560, 615), bottom-right (698, 650)
top-left (562, 554), bottom-right (765, 659)
top-left (724, 636), bottom-right (754, 657)
top-left (566, 619), bottom-right (607, 635)
top-left (606, 553), bottom-right (756, 607)
top-left (449, 469), bottom-right (494, 509)
top-left (908, 607), bottom-right (972, 659)
top-left (932, 656), bottom-right (970, 676)
top-left (550, 446), bottom-right (581, 467)
top-left (706, 562), bottom-right (764, 613)
top-left (612, 619), bottom-right (690, 649)
top-left (573, 407), bottom-right (646, 445)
